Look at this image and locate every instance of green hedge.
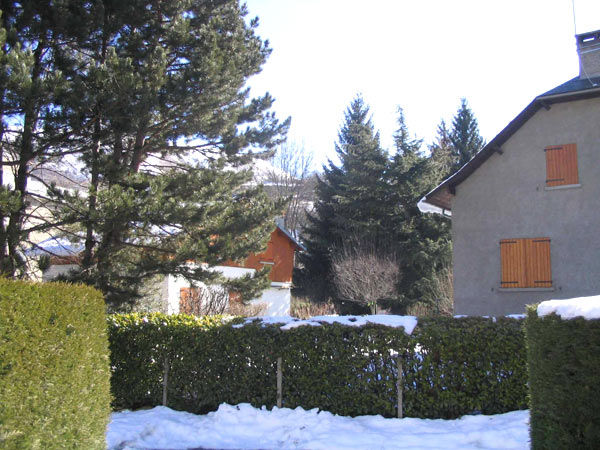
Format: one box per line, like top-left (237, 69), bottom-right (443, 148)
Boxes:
top-left (108, 314), bottom-right (528, 419)
top-left (526, 307), bottom-right (600, 449)
top-left (0, 280), bottom-right (111, 449)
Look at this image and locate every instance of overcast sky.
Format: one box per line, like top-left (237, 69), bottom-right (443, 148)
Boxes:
top-left (244, 0), bottom-right (600, 168)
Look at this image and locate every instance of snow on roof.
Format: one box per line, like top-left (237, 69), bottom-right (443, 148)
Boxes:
top-left (28, 237), bottom-right (84, 257)
top-left (233, 314), bottom-right (418, 335)
top-left (537, 295), bottom-right (600, 320)
top-left (417, 196), bottom-right (451, 216)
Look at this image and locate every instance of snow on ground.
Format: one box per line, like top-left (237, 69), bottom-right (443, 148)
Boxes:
top-left (234, 315), bottom-right (418, 334)
top-left (107, 403), bottom-right (529, 450)
top-left (537, 295), bottom-right (600, 320)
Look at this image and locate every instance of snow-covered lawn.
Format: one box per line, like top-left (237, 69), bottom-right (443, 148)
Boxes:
top-left (107, 403), bottom-right (529, 449)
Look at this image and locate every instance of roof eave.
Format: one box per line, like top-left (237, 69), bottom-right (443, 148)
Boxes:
top-left (421, 86), bottom-right (600, 214)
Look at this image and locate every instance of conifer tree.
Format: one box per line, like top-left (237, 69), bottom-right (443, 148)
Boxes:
top-left (296, 96), bottom-right (391, 306)
top-left (59, 1), bottom-right (289, 309)
top-left (298, 105), bottom-right (451, 312)
top-left (0, 1), bottom-right (290, 309)
top-left (0, 1), bottom-right (90, 276)
top-left (428, 120), bottom-right (454, 179)
top-left (449, 98), bottom-right (485, 172)
top-left (387, 109), bottom-right (451, 310)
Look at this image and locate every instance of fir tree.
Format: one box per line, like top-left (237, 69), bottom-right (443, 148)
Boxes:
top-left (449, 98), bottom-right (485, 172)
top-left (296, 96), bottom-right (391, 307)
top-left (428, 120), bottom-right (454, 179)
top-left (387, 109), bottom-right (451, 310)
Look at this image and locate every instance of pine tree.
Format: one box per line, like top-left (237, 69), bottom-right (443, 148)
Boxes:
top-left (449, 98), bottom-right (485, 172)
top-left (5, 1), bottom-right (290, 310)
top-left (296, 96), bottom-right (391, 307)
top-left (0, 1), bottom-right (89, 276)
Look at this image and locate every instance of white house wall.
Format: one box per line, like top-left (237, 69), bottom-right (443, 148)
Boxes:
top-left (251, 284), bottom-right (291, 316)
top-left (165, 266), bottom-right (290, 317)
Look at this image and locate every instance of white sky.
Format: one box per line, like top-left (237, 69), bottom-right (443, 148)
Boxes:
top-left (244, 0), bottom-right (600, 168)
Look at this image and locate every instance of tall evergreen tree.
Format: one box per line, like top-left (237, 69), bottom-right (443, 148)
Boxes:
top-left (449, 98), bottom-right (485, 172)
top-left (296, 96), bottom-right (390, 305)
top-left (0, 1), bottom-right (289, 309)
top-left (428, 119), bottom-right (454, 179)
top-left (298, 105), bottom-right (451, 312)
top-left (0, 1), bottom-right (91, 276)
top-left (387, 109), bottom-right (451, 310)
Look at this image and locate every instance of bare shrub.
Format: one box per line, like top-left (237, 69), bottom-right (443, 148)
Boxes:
top-left (407, 266), bottom-right (454, 317)
top-left (266, 142), bottom-right (315, 236)
top-left (290, 296), bottom-right (337, 319)
top-left (331, 241), bottom-right (400, 314)
top-left (226, 301), bottom-right (267, 317)
top-left (179, 286), bottom-right (229, 316)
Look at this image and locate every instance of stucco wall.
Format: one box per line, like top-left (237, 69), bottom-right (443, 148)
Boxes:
top-left (251, 284), bottom-right (291, 316)
top-left (452, 97), bottom-right (600, 315)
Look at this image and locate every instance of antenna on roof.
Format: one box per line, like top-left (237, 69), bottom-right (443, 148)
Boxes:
top-left (571, 0), bottom-right (577, 35)
top-left (572, 0), bottom-right (599, 87)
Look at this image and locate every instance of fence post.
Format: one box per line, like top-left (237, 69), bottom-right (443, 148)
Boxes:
top-left (162, 355), bottom-right (169, 407)
top-left (277, 356), bottom-right (283, 408)
top-left (396, 355), bottom-right (403, 419)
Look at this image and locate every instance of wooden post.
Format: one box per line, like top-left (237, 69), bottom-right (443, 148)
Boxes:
top-left (396, 355), bottom-right (403, 419)
top-left (276, 356), bottom-right (283, 408)
top-left (162, 355), bottom-right (169, 407)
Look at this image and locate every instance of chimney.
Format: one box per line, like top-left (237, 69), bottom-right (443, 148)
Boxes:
top-left (576, 30), bottom-right (600, 80)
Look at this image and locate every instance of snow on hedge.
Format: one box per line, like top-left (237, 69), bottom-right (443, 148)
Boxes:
top-left (537, 295), bottom-right (600, 320)
top-left (107, 404), bottom-right (529, 450)
top-left (233, 314), bottom-right (418, 335)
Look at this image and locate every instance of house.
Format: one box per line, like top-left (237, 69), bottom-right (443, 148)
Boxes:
top-left (167, 220), bottom-right (304, 316)
top-left (419, 29), bottom-right (600, 316)
top-left (42, 220), bottom-right (304, 317)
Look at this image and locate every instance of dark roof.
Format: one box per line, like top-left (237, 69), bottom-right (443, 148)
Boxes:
top-left (539, 75), bottom-right (600, 97)
top-left (422, 76), bottom-right (600, 211)
top-left (275, 218), bottom-right (306, 251)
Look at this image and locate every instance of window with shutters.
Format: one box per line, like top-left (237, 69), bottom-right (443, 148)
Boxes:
top-left (500, 238), bottom-right (552, 289)
top-left (545, 143), bottom-right (579, 187)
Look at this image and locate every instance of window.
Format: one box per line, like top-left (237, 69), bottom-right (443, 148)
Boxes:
top-left (500, 238), bottom-right (552, 288)
top-left (545, 143), bottom-right (578, 187)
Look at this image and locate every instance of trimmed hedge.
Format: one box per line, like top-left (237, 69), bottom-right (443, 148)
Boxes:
top-left (0, 280), bottom-right (111, 449)
top-left (108, 314), bottom-right (528, 419)
top-left (526, 307), bottom-right (600, 449)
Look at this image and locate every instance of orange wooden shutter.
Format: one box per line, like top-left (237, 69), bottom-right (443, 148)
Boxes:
top-left (500, 239), bottom-right (526, 288)
top-left (545, 144), bottom-right (578, 187)
top-left (180, 287), bottom-right (192, 314)
top-left (180, 287), bottom-right (201, 314)
top-left (527, 238), bottom-right (552, 288)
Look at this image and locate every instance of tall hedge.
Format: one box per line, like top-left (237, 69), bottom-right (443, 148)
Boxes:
top-left (109, 314), bottom-right (527, 419)
top-left (0, 280), bottom-right (111, 449)
top-left (526, 307), bottom-right (600, 449)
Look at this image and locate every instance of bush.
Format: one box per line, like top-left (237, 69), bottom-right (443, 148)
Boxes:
top-left (108, 314), bottom-right (527, 419)
top-left (408, 317), bottom-right (528, 418)
top-left (0, 280), bottom-right (111, 449)
top-left (526, 307), bottom-right (600, 449)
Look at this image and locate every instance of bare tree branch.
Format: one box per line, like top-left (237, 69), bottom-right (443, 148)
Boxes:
top-left (331, 239), bottom-right (399, 314)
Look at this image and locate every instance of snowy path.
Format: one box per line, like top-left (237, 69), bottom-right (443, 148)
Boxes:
top-left (107, 403), bottom-right (530, 449)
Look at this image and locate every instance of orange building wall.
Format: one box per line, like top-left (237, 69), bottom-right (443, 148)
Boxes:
top-left (223, 227), bottom-right (299, 283)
